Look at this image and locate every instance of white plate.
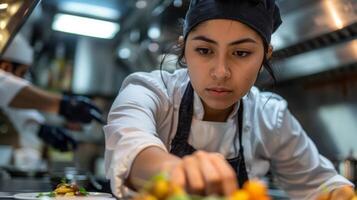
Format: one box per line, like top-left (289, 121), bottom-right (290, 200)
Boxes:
top-left (13, 192), bottom-right (114, 200)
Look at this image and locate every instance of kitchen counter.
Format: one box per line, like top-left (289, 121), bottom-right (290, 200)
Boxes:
top-left (0, 178), bottom-right (51, 199)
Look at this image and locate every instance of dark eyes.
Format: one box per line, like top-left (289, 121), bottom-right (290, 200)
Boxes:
top-left (196, 48), bottom-right (212, 55)
top-left (233, 51), bottom-right (251, 57)
top-left (195, 48), bottom-right (251, 58)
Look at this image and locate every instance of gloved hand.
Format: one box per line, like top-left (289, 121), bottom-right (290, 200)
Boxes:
top-left (59, 95), bottom-right (105, 124)
top-left (38, 124), bottom-right (78, 152)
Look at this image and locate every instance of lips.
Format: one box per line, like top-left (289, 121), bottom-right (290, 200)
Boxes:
top-left (206, 87), bottom-right (232, 92)
top-left (206, 87), bottom-right (232, 97)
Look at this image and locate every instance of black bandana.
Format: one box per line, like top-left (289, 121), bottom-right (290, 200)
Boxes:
top-left (183, 0), bottom-right (282, 45)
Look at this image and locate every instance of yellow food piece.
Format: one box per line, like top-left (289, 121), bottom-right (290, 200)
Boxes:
top-left (54, 186), bottom-right (74, 194)
top-left (229, 190), bottom-right (250, 200)
top-left (64, 192), bottom-right (75, 196)
top-left (152, 179), bottom-right (170, 199)
top-left (243, 180), bottom-right (268, 200)
top-left (316, 193), bottom-right (329, 200)
top-left (330, 186), bottom-right (355, 200)
top-left (134, 194), bottom-right (158, 200)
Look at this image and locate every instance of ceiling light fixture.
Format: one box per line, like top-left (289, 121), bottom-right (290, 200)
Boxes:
top-left (52, 13), bottom-right (120, 39)
top-left (0, 3), bottom-right (8, 10)
top-left (60, 2), bottom-right (121, 20)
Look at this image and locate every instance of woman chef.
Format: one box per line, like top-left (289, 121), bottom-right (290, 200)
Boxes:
top-left (104, 0), bottom-right (354, 199)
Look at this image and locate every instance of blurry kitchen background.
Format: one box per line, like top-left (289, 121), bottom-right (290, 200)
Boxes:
top-left (0, 0), bottom-right (357, 192)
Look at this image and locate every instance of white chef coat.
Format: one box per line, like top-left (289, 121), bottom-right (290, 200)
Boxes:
top-left (0, 70), bottom-right (29, 107)
top-left (1, 107), bottom-right (44, 150)
top-left (104, 69), bottom-right (353, 199)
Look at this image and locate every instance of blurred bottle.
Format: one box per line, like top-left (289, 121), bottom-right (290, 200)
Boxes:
top-left (48, 42), bottom-right (73, 91)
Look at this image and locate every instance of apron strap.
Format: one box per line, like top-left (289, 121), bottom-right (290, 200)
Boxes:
top-left (170, 82), bottom-right (249, 187)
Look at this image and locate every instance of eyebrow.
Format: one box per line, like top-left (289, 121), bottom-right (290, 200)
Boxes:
top-left (191, 35), bottom-right (257, 46)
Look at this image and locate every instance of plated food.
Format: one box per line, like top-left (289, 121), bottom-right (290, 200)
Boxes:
top-left (132, 173), bottom-right (271, 200)
top-left (13, 193), bottom-right (113, 200)
top-left (12, 179), bottom-right (113, 200)
top-left (37, 179), bottom-right (88, 198)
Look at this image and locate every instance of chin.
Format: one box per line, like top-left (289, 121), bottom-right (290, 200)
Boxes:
top-left (204, 100), bottom-right (235, 111)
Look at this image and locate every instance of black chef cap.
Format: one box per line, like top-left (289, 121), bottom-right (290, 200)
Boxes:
top-left (183, 0), bottom-right (282, 45)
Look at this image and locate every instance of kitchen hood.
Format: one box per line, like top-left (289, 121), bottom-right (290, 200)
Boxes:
top-left (260, 0), bottom-right (357, 84)
top-left (0, 0), bottom-right (40, 56)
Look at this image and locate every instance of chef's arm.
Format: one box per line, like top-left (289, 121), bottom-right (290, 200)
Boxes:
top-left (9, 85), bottom-right (61, 113)
top-left (128, 146), bottom-right (238, 196)
top-left (9, 85), bottom-right (105, 124)
top-left (128, 146), bottom-right (182, 189)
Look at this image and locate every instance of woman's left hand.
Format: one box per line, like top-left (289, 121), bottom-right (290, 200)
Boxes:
top-left (316, 186), bottom-right (355, 200)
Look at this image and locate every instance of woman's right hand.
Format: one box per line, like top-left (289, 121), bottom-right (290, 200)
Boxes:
top-left (162, 150), bottom-right (238, 196)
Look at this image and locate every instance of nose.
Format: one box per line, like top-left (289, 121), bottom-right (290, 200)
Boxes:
top-left (210, 55), bottom-right (231, 81)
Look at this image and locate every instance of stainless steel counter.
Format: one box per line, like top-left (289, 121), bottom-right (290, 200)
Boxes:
top-left (0, 178), bottom-right (51, 199)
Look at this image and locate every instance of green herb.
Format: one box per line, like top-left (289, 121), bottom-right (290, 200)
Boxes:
top-left (36, 193), bottom-right (43, 198)
top-left (36, 192), bottom-right (56, 198)
top-left (79, 187), bottom-right (89, 196)
top-left (61, 178), bottom-right (67, 184)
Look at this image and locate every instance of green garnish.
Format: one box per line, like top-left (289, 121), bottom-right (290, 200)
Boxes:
top-left (36, 192), bottom-right (56, 198)
top-left (36, 192), bottom-right (43, 198)
top-left (79, 187), bottom-right (89, 196)
top-left (61, 178), bottom-right (67, 184)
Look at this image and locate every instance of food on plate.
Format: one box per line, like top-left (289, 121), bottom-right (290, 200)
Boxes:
top-left (36, 179), bottom-right (88, 198)
top-left (132, 173), bottom-right (271, 200)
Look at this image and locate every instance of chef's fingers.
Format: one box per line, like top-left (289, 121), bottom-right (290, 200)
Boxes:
top-left (194, 151), bottom-right (221, 195)
top-left (182, 155), bottom-right (205, 195)
top-left (168, 161), bottom-right (186, 189)
top-left (209, 153), bottom-right (238, 196)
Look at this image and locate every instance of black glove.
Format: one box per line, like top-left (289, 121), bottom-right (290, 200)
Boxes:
top-left (38, 124), bottom-right (78, 152)
top-left (59, 95), bottom-right (105, 124)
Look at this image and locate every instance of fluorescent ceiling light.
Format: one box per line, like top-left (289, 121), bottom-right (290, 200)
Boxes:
top-left (0, 3), bottom-right (8, 10)
top-left (60, 2), bottom-right (120, 20)
top-left (52, 13), bottom-right (120, 39)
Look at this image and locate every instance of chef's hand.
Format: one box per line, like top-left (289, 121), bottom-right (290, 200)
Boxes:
top-left (38, 124), bottom-right (78, 152)
top-left (316, 186), bottom-right (355, 200)
top-left (59, 95), bottom-right (105, 124)
top-left (163, 151), bottom-right (237, 196)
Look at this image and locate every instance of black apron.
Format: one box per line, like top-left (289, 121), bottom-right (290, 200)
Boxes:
top-left (170, 82), bottom-right (249, 188)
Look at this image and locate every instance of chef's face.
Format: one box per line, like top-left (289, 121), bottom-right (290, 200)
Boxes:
top-left (0, 60), bottom-right (29, 78)
top-left (184, 19), bottom-right (266, 112)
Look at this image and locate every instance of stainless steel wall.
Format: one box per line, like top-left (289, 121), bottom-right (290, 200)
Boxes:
top-left (272, 68), bottom-right (357, 162)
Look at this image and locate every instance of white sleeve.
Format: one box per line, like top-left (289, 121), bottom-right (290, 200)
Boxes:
top-left (103, 75), bottom-right (169, 197)
top-left (268, 100), bottom-right (353, 200)
top-left (2, 108), bottom-right (45, 150)
top-left (0, 70), bottom-right (29, 107)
